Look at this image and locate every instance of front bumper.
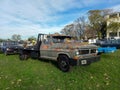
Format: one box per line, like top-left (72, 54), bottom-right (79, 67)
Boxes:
top-left (70, 55), bottom-right (100, 66)
top-left (6, 49), bottom-right (19, 55)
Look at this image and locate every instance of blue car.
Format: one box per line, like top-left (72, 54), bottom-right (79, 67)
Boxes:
top-left (96, 39), bottom-right (120, 49)
top-left (98, 47), bottom-right (117, 53)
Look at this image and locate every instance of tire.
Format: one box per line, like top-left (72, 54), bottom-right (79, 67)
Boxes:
top-left (57, 55), bottom-right (70, 72)
top-left (4, 51), bottom-right (8, 56)
top-left (19, 54), bottom-right (28, 60)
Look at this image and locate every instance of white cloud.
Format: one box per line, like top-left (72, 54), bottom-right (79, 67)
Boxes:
top-left (0, 22), bottom-right (64, 39)
top-left (0, 25), bottom-right (63, 39)
top-left (111, 4), bottom-right (120, 12)
top-left (0, 0), bottom-right (120, 39)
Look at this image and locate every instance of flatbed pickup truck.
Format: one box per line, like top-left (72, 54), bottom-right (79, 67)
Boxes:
top-left (19, 34), bottom-right (100, 72)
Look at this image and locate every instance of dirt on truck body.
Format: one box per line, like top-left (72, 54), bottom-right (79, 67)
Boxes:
top-left (19, 34), bottom-right (100, 72)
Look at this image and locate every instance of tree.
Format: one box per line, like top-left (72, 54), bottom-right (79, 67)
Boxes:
top-left (61, 24), bottom-right (75, 36)
top-left (0, 38), bottom-right (4, 42)
top-left (107, 22), bottom-right (120, 32)
top-left (61, 16), bottom-right (87, 40)
top-left (83, 26), bottom-right (97, 39)
top-left (73, 16), bottom-right (86, 40)
top-left (88, 9), bottom-right (113, 39)
top-left (11, 34), bottom-right (21, 41)
top-left (28, 36), bottom-right (36, 42)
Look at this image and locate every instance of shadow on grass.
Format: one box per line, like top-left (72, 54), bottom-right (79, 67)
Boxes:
top-left (32, 57), bottom-right (60, 70)
top-left (0, 51), bottom-right (3, 54)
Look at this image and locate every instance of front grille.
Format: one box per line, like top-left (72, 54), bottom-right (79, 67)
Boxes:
top-left (91, 49), bottom-right (96, 53)
top-left (79, 49), bottom-right (96, 55)
top-left (79, 50), bottom-right (89, 55)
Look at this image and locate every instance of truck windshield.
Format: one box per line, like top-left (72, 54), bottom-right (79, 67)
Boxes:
top-left (3, 41), bottom-right (18, 46)
top-left (52, 36), bottom-right (72, 43)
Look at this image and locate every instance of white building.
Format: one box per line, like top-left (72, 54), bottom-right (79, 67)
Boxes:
top-left (105, 12), bottom-right (120, 39)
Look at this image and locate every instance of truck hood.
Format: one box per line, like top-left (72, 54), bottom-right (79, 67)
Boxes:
top-left (51, 42), bottom-right (98, 49)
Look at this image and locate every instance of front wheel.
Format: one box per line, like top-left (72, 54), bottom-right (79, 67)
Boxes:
top-left (57, 55), bottom-right (70, 72)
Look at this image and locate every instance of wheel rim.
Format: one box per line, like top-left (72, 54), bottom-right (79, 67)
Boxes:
top-left (19, 54), bottom-right (24, 60)
top-left (59, 60), bottom-right (69, 71)
top-left (58, 55), bottom-right (70, 72)
top-left (60, 60), bottom-right (67, 68)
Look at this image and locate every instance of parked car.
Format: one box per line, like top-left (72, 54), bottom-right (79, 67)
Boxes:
top-left (95, 39), bottom-right (120, 49)
top-left (0, 42), bottom-right (2, 53)
top-left (0, 41), bottom-right (23, 55)
top-left (98, 47), bottom-right (117, 53)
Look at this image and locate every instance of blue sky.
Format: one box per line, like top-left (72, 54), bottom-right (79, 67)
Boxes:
top-left (0, 0), bottom-right (120, 39)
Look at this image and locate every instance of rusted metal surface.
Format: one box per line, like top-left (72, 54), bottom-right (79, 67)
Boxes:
top-left (19, 34), bottom-right (100, 68)
top-left (39, 34), bottom-right (99, 61)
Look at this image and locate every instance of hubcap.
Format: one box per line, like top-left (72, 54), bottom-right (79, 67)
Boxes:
top-left (61, 60), bottom-right (67, 68)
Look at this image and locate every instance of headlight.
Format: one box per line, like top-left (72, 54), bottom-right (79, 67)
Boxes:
top-left (76, 51), bottom-right (79, 55)
top-left (96, 50), bottom-right (98, 53)
top-left (6, 48), bottom-right (10, 51)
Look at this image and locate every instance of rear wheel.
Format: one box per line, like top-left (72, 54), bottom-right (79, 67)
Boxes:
top-left (19, 54), bottom-right (29, 60)
top-left (57, 55), bottom-right (70, 72)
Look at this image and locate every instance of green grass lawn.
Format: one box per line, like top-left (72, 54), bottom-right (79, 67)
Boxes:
top-left (0, 50), bottom-right (120, 90)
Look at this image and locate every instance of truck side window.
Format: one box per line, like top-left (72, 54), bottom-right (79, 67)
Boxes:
top-left (43, 39), bottom-right (51, 44)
